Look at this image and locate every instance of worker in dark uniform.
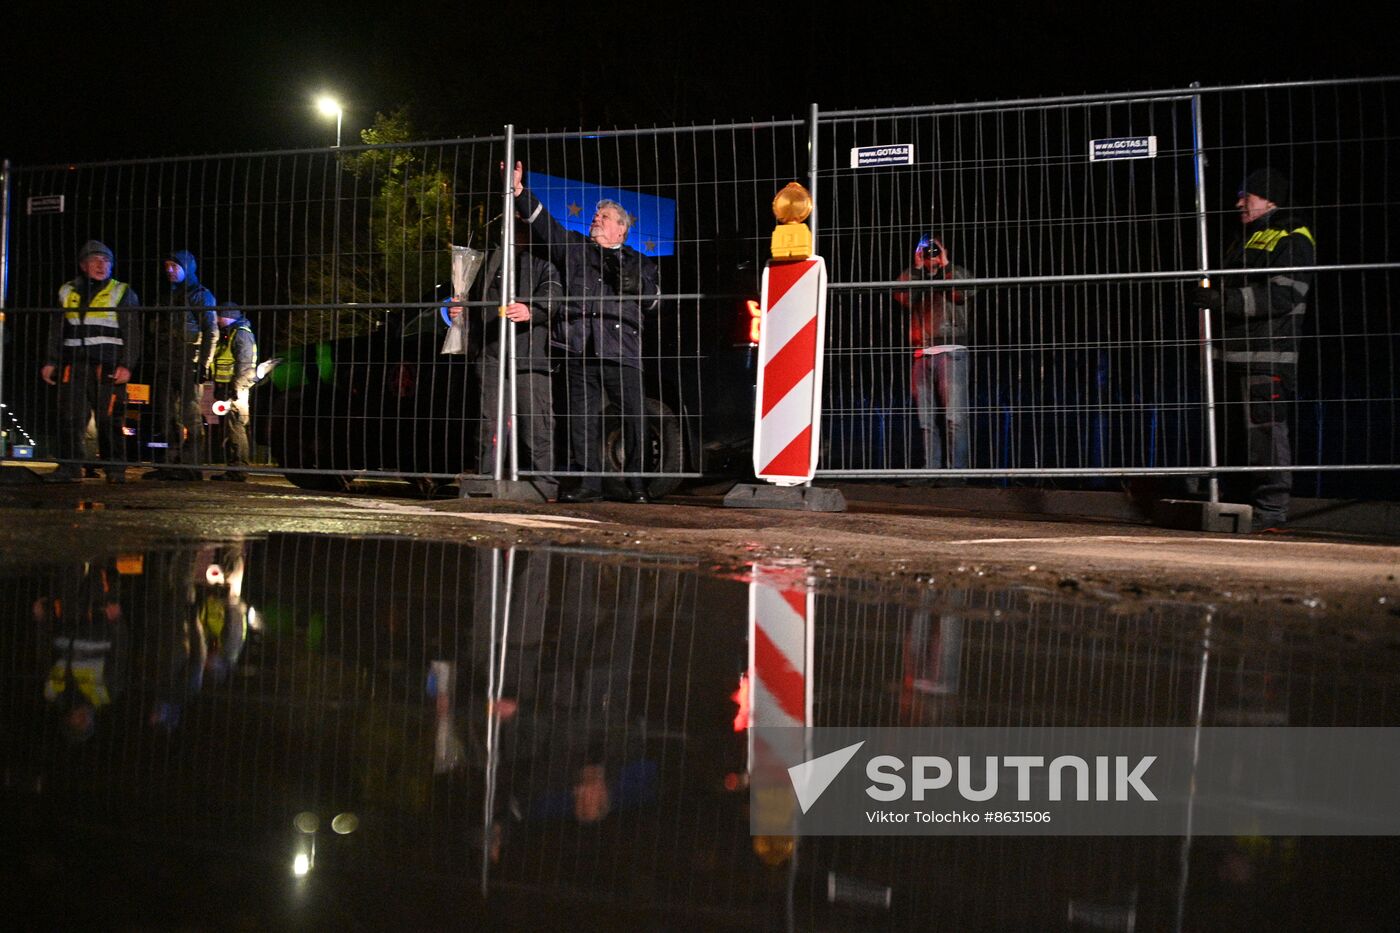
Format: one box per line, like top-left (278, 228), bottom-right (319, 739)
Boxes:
top-left (1187, 168), bottom-right (1315, 532)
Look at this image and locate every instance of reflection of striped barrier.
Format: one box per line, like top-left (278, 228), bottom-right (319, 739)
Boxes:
top-left (753, 258), bottom-right (828, 486)
top-left (747, 563), bottom-right (814, 840)
top-left (748, 564), bottom-right (813, 728)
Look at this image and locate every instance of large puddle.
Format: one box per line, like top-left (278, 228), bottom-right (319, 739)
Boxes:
top-left (3, 534), bottom-right (1398, 930)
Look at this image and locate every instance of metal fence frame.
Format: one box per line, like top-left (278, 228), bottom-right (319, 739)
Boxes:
top-left (2, 77), bottom-right (1396, 498)
top-left (810, 77), bottom-right (1400, 499)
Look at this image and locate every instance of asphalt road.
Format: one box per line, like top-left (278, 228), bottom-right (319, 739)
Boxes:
top-left (1, 470), bottom-right (1396, 626)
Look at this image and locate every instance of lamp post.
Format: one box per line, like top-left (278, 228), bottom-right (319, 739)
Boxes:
top-left (316, 96), bottom-right (343, 148)
top-left (316, 96), bottom-right (344, 308)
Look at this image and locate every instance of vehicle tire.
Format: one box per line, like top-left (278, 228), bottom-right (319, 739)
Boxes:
top-left (406, 476), bottom-right (446, 498)
top-left (602, 397), bottom-right (684, 498)
top-left (269, 413), bottom-right (354, 492)
top-left (284, 471), bottom-right (353, 492)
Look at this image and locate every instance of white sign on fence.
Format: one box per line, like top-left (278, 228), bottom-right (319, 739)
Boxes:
top-left (1089, 136), bottom-right (1158, 162)
top-left (849, 144), bottom-right (914, 169)
top-left (26, 195), bottom-right (64, 215)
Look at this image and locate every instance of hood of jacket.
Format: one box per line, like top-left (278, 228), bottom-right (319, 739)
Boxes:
top-left (168, 250), bottom-right (203, 290)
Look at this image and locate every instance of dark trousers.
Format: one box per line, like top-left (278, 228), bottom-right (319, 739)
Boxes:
top-left (157, 362), bottom-right (204, 465)
top-left (562, 357), bottom-right (644, 492)
top-left (1220, 367), bottom-right (1293, 521)
top-left (216, 389), bottom-right (251, 469)
top-left (56, 361), bottom-right (126, 477)
top-left (478, 360), bottom-right (555, 475)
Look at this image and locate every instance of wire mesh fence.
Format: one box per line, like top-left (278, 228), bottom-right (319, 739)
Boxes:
top-left (0, 121), bottom-right (805, 494)
top-left (1, 78), bottom-right (1396, 499)
top-left (814, 79), bottom-right (1399, 501)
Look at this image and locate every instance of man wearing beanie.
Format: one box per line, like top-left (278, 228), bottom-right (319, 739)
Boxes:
top-left (40, 240), bottom-right (142, 483)
top-left (1187, 168), bottom-right (1316, 532)
top-left (209, 304), bottom-right (257, 482)
top-left (145, 251), bottom-right (218, 481)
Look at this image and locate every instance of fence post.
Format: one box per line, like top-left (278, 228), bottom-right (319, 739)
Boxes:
top-left (1190, 85), bottom-right (1221, 504)
top-left (0, 160), bottom-right (9, 455)
top-left (495, 126), bottom-right (516, 483)
top-left (807, 103), bottom-right (820, 255)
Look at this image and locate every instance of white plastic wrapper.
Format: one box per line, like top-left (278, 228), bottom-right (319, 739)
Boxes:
top-left (441, 245), bottom-right (487, 355)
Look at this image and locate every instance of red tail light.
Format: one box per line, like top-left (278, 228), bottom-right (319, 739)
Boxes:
top-left (391, 363), bottom-right (416, 398)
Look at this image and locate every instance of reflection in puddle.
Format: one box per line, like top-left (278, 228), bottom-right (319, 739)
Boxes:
top-left (1, 534), bottom-right (1398, 930)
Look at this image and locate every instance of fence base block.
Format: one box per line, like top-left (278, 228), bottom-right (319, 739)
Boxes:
top-left (0, 465), bottom-right (45, 485)
top-left (723, 483), bottom-right (847, 513)
top-left (456, 477), bottom-right (556, 503)
top-left (1155, 499), bottom-right (1253, 534)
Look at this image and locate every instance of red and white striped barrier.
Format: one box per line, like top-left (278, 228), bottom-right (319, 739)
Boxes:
top-left (752, 257), bottom-right (828, 485)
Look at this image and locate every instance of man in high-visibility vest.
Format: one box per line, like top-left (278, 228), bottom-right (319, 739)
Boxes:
top-left (209, 304), bottom-right (257, 482)
top-left (40, 240), bottom-right (142, 483)
top-left (1187, 168), bottom-right (1315, 532)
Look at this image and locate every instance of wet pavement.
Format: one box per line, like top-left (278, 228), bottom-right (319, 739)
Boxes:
top-left (4, 525), bottom-right (1400, 930)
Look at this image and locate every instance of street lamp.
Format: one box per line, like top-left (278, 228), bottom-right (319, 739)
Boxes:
top-left (316, 96), bottom-right (345, 307)
top-left (316, 96), bottom-right (343, 148)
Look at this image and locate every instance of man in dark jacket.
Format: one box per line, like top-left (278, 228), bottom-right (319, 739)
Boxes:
top-left (511, 162), bottom-right (660, 502)
top-left (145, 250), bottom-right (218, 480)
top-left (40, 240), bottom-right (142, 483)
top-left (1187, 168), bottom-right (1315, 531)
top-left (209, 305), bottom-right (257, 482)
top-left (449, 223), bottom-right (563, 477)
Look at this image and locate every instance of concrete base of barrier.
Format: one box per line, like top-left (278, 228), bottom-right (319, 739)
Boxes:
top-left (456, 477), bottom-right (556, 503)
top-left (1155, 499), bottom-right (1253, 534)
top-left (0, 464), bottom-right (45, 484)
top-left (723, 483), bottom-right (847, 512)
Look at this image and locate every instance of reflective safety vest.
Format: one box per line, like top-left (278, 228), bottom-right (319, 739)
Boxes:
top-left (1245, 225), bottom-right (1315, 254)
top-left (212, 322), bottom-right (256, 384)
top-left (58, 279), bottom-right (129, 350)
top-left (1216, 216), bottom-right (1316, 371)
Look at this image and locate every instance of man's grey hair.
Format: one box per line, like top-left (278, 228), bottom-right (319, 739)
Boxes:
top-left (595, 199), bottom-right (632, 235)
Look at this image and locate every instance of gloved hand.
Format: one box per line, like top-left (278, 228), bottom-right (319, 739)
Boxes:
top-left (1185, 284), bottom-right (1224, 311)
top-left (602, 248), bottom-right (642, 295)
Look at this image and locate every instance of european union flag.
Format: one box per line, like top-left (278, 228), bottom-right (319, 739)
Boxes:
top-left (525, 171), bottom-right (677, 257)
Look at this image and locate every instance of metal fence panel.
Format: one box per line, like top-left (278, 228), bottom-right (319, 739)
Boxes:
top-left (814, 80), bottom-right (1400, 500)
top-left (2, 79), bottom-right (1396, 499)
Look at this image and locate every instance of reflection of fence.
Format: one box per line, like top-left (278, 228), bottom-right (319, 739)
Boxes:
top-left (4, 540), bottom-right (1397, 927)
top-left (1, 78), bottom-right (1396, 498)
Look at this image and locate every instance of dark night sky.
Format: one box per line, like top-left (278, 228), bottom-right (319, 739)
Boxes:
top-left (1, 1), bottom-right (1390, 165)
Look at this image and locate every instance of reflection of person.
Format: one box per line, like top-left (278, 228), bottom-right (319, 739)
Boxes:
top-left (448, 223), bottom-right (562, 477)
top-left (472, 551), bottom-right (658, 837)
top-left (511, 162), bottom-right (661, 503)
top-left (40, 240), bottom-right (142, 483)
top-left (1187, 169), bottom-right (1314, 532)
top-left (36, 561), bottom-right (128, 743)
top-left (146, 251), bottom-right (218, 481)
top-left (148, 543), bottom-right (249, 731)
top-left (210, 305), bottom-right (257, 481)
top-left (894, 234), bottom-right (972, 473)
